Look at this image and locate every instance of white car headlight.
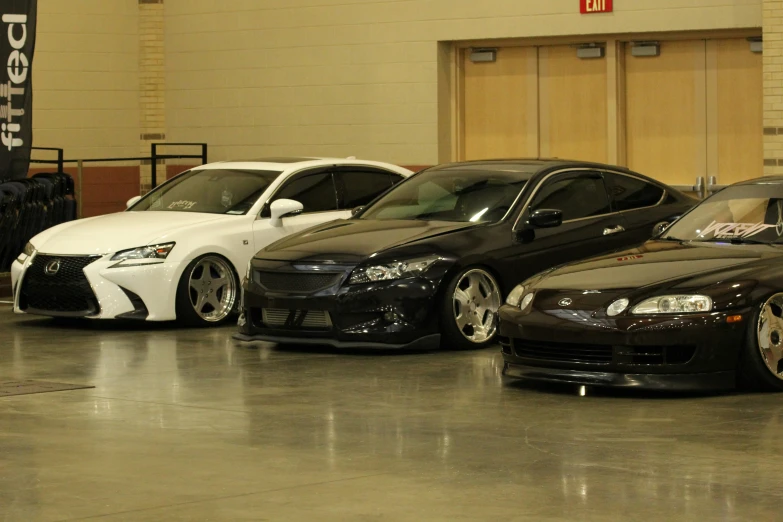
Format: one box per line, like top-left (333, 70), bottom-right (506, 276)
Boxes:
top-left (631, 295), bottom-right (712, 315)
top-left (16, 242), bottom-right (36, 263)
top-left (111, 242), bottom-right (176, 262)
top-left (506, 285), bottom-right (526, 306)
top-left (349, 255), bottom-right (440, 284)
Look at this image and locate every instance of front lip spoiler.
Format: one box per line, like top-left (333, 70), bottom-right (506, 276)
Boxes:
top-left (233, 332), bottom-right (441, 351)
top-left (503, 363), bottom-right (736, 391)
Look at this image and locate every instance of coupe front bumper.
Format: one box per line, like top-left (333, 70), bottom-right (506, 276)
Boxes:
top-left (11, 252), bottom-right (183, 321)
top-left (498, 304), bottom-right (751, 391)
top-left (235, 266), bottom-right (443, 350)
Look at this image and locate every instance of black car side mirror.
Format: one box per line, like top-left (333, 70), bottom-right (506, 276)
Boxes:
top-left (351, 206), bottom-right (365, 217)
top-left (528, 209), bottom-right (563, 229)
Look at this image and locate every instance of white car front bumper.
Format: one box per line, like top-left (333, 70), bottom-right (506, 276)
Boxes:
top-left (12, 252), bottom-right (184, 321)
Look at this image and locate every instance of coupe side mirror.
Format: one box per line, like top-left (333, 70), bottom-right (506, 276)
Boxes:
top-left (528, 209), bottom-right (563, 229)
top-left (653, 221), bottom-right (670, 236)
top-left (269, 199), bottom-right (304, 227)
top-left (126, 195), bottom-right (142, 209)
top-left (351, 206), bottom-right (365, 217)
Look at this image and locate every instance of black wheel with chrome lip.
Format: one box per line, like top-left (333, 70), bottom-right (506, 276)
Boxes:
top-left (440, 267), bottom-right (501, 350)
top-left (739, 293), bottom-right (783, 392)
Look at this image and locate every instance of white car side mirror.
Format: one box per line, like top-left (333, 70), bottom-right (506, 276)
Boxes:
top-left (269, 199), bottom-right (304, 227)
top-left (126, 195), bottom-right (142, 209)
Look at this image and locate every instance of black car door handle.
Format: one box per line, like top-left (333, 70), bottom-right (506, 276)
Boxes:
top-left (603, 225), bottom-right (625, 236)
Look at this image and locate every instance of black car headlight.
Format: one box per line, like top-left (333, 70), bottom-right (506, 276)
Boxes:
top-left (110, 242), bottom-right (176, 264)
top-left (505, 285), bottom-right (526, 306)
top-left (631, 295), bottom-right (712, 314)
top-left (349, 255), bottom-right (440, 284)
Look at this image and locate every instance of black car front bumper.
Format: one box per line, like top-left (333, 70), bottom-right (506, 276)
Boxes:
top-left (498, 305), bottom-right (751, 391)
top-left (234, 260), bottom-right (445, 350)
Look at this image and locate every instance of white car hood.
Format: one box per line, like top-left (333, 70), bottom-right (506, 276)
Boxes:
top-left (32, 211), bottom-right (233, 255)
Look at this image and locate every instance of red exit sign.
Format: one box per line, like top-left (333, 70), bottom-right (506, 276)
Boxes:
top-left (581, 0), bottom-right (613, 13)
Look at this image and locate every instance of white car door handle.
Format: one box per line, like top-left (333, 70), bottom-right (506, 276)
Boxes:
top-left (603, 225), bottom-right (625, 236)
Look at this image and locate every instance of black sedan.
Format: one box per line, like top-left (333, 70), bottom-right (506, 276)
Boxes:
top-left (500, 177), bottom-right (783, 392)
top-left (235, 159), bottom-right (694, 350)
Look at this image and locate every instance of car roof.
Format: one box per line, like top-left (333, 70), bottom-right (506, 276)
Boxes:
top-left (735, 176), bottom-right (783, 186)
top-left (194, 157), bottom-right (407, 172)
top-left (429, 158), bottom-right (641, 175)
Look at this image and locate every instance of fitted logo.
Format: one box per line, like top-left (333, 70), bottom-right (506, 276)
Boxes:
top-left (558, 298), bottom-right (573, 307)
top-left (44, 259), bottom-right (61, 276)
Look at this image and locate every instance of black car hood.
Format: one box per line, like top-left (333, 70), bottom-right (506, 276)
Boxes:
top-left (536, 240), bottom-right (783, 293)
top-left (257, 219), bottom-right (478, 263)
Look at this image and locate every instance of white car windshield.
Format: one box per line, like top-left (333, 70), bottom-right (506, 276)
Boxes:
top-left (130, 168), bottom-right (282, 215)
top-left (360, 168), bottom-right (532, 223)
top-left (662, 183), bottom-right (783, 243)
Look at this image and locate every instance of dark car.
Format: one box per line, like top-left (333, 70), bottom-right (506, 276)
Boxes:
top-left (499, 177), bottom-right (783, 392)
top-left (235, 159), bottom-right (694, 351)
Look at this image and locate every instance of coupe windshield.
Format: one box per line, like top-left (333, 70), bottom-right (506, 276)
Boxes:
top-left (130, 168), bottom-right (281, 215)
top-left (663, 184), bottom-right (783, 243)
top-left (360, 166), bottom-right (533, 223)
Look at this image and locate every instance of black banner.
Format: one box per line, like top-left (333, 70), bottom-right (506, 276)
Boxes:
top-left (0, 0), bottom-right (36, 181)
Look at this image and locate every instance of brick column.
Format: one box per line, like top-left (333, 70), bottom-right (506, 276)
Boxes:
top-left (139, 0), bottom-right (166, 193)
top-left (764, 1), bottom-right (783, 175)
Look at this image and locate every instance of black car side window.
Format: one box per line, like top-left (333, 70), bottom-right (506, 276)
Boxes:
top-left (531, 173), bottom-right (611, 222)
top-left (606, 172), bottom-right (665, 211)
top-left (271, 173), bottom-right (338, 214)
top-left (337, 170), bottom-right (402, 209)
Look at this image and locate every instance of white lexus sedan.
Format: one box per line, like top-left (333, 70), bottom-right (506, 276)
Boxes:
top-left (11, 157), bottom-right (412, 326)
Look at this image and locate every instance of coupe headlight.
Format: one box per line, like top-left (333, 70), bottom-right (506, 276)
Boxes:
top-left (349, 255), bottom-right (440, 284)
top-left (22, 242), bottom-right (35, 257)
top-left (111, 242), bottom-right (176, 262)
top-left (631, 295), bottom-right (712, 315)
top-left (506, 285), bottom-right (526, 306)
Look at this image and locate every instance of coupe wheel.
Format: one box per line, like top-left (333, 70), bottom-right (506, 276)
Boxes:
top-left (175, 254), bottom-right (238, 327)
top-left (440, 267), bottom-right (501, 350)
top-left (738, 293), bottom-right (783, 392)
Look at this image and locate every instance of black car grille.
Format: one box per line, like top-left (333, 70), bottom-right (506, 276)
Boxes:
top-left (20, 254), bottom-right (100, 315)
top-left (513, 339), bottom-right (613, 364)
top-left (254, 271), bottom-right (343, 293)
top-left (512, 339), bottom-right (697, 366)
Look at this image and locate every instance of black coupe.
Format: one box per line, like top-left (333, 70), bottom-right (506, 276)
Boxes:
top-left (235, 159), bottom-right (694, 350)
top-left (500, 177), bottom-right (783, 392)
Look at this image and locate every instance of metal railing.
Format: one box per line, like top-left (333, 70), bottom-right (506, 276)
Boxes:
top-left (26, 143), bottom-right (208, 217)
top-left (670, 176), bottom-right (728, 200)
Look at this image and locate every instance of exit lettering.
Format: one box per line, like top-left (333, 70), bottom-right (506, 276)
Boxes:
top-left (580, 0), bottom-right (613, 14)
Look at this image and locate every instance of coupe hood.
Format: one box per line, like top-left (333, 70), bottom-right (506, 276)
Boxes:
top-left (32, 211), bottom-right (232, 255)
top-left (258, 219), bottom-right (477, 263)
top-left (535, 241), bottom-right (783, 293)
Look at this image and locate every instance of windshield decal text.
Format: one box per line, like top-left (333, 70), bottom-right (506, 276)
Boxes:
top-left (167, 200), bottom-right (197, 210)
top-left (700, 220), bottom-right (776, 239)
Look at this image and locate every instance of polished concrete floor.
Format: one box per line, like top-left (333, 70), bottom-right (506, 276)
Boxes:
top-left (2, 305), bottom-right (783, 521)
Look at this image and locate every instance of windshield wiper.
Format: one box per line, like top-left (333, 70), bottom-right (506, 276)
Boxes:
top-left (694, 238), bottom-right (771, 245)
top-left (658, 236), bottom-right (685, 242)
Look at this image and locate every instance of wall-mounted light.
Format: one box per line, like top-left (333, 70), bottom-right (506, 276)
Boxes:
top-left (575, 43), bottom-right (605, 59)
top-left (748, 37), bottom-right (762, 54)
top-left (469, 48), bottom-right (497, 63)
top-left (631, 41), bottom-right (660, 57)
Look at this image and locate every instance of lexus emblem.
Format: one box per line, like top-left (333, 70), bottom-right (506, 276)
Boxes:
top-left (44, 259), bottom-right (61, 276)
top-left (558, 298), bottom-right (573, 307)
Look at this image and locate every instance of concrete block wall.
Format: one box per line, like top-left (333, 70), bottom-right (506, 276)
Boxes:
top-left (164, 0), bottom-right (761, 166)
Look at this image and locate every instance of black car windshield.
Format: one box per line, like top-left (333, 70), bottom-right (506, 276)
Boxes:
top-left (662, 183), bottom-right (783, 243)
top-left (130, 168), bottom-right (281, 215)
top-left (359, 165), bottom-right (533, 223)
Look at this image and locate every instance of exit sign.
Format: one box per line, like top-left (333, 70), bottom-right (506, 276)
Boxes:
top-left (581, 0), bottom-right (613, 13)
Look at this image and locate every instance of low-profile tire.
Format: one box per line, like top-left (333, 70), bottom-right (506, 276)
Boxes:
top-left (175, 254), bottom-right (239, 327)
top-left (439, 266), bottom-right (502, 350)
top-left (737, 293), bottom-right (783, 392)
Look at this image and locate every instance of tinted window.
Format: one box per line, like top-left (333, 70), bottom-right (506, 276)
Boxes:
top-left (130, 168), bottom-right (281, 215)
top-left (339, 170), bottom-right (399, 209)
top-left (608, 173), bottom-right (664, 211)
top-left (274, 173), bottom-right (337, 213)
top-left (531, 174), bottom-right (611, 221)
top-left (360, 169), bottom-right (531, 223)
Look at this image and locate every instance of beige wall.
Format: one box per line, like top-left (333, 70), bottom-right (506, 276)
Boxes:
top-left (164, 0), bottom-right (761, 166)
top-left (33, 0), bottom-right (139, 160)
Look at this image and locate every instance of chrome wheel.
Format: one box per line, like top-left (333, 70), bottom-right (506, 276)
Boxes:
top-left (452, 269), bottom-right (501, 344)
top-left (187, 256), bottom-right (237, 323)
top-left (758, 293), bottom-right (783, 381)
